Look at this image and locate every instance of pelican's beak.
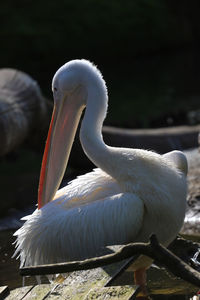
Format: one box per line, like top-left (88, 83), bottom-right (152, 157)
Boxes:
top-left (38, 87), bottom-right (86, 209)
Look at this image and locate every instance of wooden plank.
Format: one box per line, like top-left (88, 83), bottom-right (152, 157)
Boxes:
top-left (5, 286), bottom-right (33, 300)
top-left (48, 262), bottom-right (128, 299)
top-left (5, 259), bottom-right (199, 299)
top-left (84, 285), bottom-right (138, 300)
top-left (22, 284), bottom-right (52, 300)
top-left (5, 261), bottom-right (128, 299)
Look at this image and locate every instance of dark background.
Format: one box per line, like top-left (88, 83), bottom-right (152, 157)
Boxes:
top-left (1, 0), bottom-right (200, 128)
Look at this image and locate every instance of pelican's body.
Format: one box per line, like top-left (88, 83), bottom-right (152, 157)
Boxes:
top-left (14, 60), bottom-right (187, 293)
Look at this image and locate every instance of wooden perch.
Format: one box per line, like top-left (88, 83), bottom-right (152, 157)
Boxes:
top-left (0, 68), bottom-right (50, 156)
top-left (20, 234), bottom-right (200, 288)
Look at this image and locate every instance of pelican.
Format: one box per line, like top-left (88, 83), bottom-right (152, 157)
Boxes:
top-left (14, 59), bottom-right (187, 296)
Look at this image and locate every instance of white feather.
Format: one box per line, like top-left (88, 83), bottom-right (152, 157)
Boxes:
top-left (14, 155), bottom-right (186, 267)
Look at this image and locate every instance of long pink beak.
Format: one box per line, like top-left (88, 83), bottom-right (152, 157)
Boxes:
top-left (38, 88), bottom-right (85, 209)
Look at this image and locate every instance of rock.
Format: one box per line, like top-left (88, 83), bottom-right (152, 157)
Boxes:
top-left (0, 69), bottom-right (49, 156)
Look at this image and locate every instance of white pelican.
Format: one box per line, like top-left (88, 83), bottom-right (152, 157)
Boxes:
top-left (14, 59), bottom-right (187, 296)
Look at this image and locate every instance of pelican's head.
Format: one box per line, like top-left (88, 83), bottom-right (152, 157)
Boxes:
top-left (52, 61), bottom-right (85, 103)
top-left (52, 59), bottom-right (106, 104)
top-left (38, 60), bottom-right (99, 208)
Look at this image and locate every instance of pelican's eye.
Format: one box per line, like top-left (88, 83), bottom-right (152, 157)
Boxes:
top-left (54, 87), bottom-right (58, 92)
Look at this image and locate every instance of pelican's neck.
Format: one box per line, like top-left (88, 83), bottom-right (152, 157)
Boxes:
top-left (80, 81), bottom-right (110, 172)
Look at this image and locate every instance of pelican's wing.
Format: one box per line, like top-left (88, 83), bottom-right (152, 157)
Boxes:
top-left (53, 168), bottom-right (122, 209)
top-left (62, 192), bottom-right (144, 260)
top-left (14, 191), bottom-right (144, 266)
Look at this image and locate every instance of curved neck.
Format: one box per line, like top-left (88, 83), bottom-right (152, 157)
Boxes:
top-left (80, 81), bottom-right (111, 173)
